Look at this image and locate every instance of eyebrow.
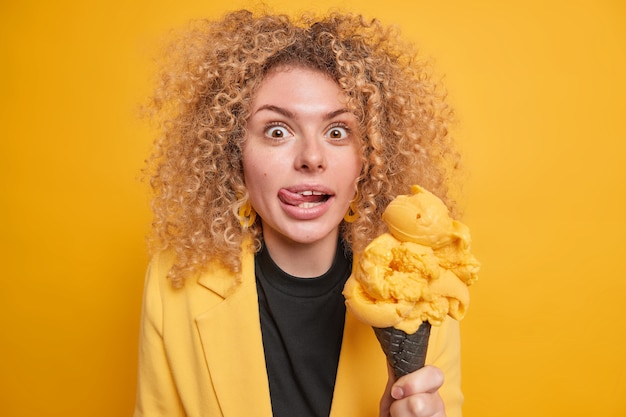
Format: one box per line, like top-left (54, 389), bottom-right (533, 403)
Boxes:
top-left (254, 105), bottom-right (351, 121)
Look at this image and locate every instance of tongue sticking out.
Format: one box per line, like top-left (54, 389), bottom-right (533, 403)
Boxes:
top-left (278, 189), bottom-right (330, 208)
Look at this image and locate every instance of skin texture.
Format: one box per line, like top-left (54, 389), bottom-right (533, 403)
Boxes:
top-left (243, 66), bottom-right (362, 277)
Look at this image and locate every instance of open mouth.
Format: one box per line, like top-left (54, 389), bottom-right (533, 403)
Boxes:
top-left (278, 189), bottom-right (332, 208)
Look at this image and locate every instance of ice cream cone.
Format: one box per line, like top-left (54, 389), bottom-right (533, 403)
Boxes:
top-left (373, 321), bottom-right (431, 379)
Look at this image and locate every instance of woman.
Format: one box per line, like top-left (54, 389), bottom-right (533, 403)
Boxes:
top-left (136, 9), bottom-right (463, 417)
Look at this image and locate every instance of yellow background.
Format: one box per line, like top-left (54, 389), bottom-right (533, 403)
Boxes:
top-left (2, 0), bottom-right (625, 415)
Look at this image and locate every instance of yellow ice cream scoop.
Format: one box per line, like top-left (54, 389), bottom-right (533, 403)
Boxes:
top-left (383, 184), bottom-right (471, 250)
top-left (343, 233), bottom-right (471, 333)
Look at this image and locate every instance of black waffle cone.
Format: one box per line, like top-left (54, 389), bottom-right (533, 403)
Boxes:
top-left (373, 321), bottom-right (432, 379)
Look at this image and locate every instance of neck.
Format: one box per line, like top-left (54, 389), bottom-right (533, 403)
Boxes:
top-left (262, 231), bottom-right (339, 278)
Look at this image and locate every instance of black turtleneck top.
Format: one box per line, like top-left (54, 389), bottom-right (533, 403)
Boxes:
top-left (255, 241), bottom-right (352, 417)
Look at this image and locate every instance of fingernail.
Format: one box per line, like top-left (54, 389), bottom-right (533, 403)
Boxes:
top-left (391, 386), bottom-right (404, 400)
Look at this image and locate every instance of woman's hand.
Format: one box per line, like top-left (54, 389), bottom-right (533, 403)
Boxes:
top-left (379, 365), bottom-right (446, 417)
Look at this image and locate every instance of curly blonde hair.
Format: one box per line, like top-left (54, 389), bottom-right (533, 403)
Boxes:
top-left (145, 9), bottom-right (461, 287)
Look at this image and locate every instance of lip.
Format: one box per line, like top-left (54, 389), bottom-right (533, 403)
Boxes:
top-left (283, 183), bottom-right (335, 194)
top-left (278, 184), bottom-right (335, 220)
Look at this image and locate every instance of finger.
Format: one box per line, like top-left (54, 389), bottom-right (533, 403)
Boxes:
top-left (392, 366), bottom-right (444, 399)
top-left (389, 392), bottom-right (445, 417)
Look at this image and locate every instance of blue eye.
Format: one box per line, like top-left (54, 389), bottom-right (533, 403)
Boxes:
top-left (326, 125), bottom-right (349, 140)
top-left (265, 125), bottom-right (291, 139)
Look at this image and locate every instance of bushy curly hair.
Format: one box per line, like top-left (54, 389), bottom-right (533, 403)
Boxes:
top-left (145, 9), bottom-right (461, 287)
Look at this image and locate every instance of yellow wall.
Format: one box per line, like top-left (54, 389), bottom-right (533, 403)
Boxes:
top-left (2, 0), bottom-right (625, 415)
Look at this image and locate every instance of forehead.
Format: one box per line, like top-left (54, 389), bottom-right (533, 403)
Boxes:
top-left (251, 66), bottom-right (348, 111)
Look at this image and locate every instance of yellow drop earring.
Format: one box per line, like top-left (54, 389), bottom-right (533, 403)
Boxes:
top-left (343, 195), bottom-right (360, 223)
top-left (238, 201), bottom-right (257, 228)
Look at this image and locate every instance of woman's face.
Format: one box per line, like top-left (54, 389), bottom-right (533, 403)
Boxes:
top-left (242, 66), bottom-right (363, 250)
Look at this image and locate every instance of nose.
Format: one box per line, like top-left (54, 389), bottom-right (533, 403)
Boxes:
top-left (295, 136), bottom-right (326, 172)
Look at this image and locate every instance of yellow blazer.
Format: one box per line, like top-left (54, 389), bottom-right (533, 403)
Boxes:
top-left (134, 248), bottom-right (463, 417)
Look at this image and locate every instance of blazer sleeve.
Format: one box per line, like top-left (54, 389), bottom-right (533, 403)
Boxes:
top-left (134, 255), bottom-right (186, 417)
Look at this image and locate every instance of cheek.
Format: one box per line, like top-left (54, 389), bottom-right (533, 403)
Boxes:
top-left (346, 151), bottom-right (364, 182)
top-left (243, 155), bottom-right (268, 179)
top-left (241, 147), bottom-right (258, 182)
top-left (243, 143), bottom-right (284, 185)
top-left (242, 158), bottom-right (271, 205)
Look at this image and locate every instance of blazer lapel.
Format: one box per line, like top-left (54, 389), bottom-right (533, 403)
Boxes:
top-left (195, 247), bottom-right (273, 417)
top-left (330, 312), bottom-right (388, 417)
top-left (330, 254), bottom-right (388, 417)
